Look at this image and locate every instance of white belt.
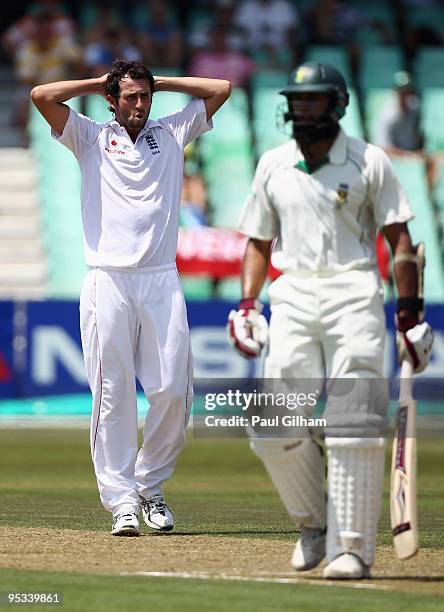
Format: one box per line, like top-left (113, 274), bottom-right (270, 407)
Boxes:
top-left (88, 262), bottom-right (177, 274)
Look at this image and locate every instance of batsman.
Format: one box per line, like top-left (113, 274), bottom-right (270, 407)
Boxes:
top-left (227, 62), bottom-right (434, 579)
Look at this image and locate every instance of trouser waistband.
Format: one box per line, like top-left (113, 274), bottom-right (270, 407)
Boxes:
top-left (88, 262), bottom-right (177, 274)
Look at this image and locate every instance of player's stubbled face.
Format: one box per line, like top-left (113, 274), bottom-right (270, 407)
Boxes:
top-left (288, 92), bottom-right (330, 120)
top-left (115, 77), bottom-right (152, 132)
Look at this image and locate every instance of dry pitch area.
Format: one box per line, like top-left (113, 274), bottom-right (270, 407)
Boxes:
top-left (1, 527), bottom-right (443, 596)
top-left (0, 429), bottom-right (442, 609)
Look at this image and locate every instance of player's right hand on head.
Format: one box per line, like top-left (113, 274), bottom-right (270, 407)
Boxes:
top-left (396, 316), bottom-right (434, 373)
top-left (227, 299), bottom-right (269, 359)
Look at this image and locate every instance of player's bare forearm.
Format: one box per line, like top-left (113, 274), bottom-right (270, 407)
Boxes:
top-left (382, 223), bottom-right (418, 313)
top-left (154, 75), bottom-right (230, 98)
top-left (31, 75), bottom-right (107, 105)
top-left (154, 75), bottom-right (231, 119)
top-left (241, 238), bottom-right (272, 300)
top-left (31, 75), bottom-right (107, 136)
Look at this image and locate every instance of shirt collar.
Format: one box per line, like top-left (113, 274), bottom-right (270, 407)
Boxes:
top-left (293, 128), bottom-right (348, 171)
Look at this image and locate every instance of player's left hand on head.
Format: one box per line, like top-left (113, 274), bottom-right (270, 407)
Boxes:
top-left (227, 298), bottom-right (269, 359)
top-left (396, 315), bottom-right (434, 373)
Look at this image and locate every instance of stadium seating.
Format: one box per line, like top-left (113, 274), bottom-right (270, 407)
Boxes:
top-left (304, 46), bottom-right (353, 85)
top-left (413, 48), bottom-right (444, 90)
top-left (28, 100), bottom-right (86, 298)
top-left (352, 1), bottom-right (396, 28)
top-left (364, 88), bottom-right (395, 145)
top-left (200, 88), bottom-right (255, 228)
top-left (150, 90), bottom-right (189, 120)
top-left (340, 88), bottom-right (364, 140)
top-left (432, 159), bottom-right (444, 227)
top-left (354, 0), bottom-right (398, 47)
top-left (421, 88), bottom-right (444, 154)
top-left (85, 95), bottom-right (109, 122)
top-left (391, 157), bottom-right (444, 302)
top-left (24, 11), bottom-right (444, 303)
top-left (251, 70), bottom-right (290, 156)
top-left (404, 5), bottom-right (444, 41)
top-left (252, 86), bottom-right (288, 156)
top-left (360, 46), bottom-right (403, 90)
top-left (147, 69), bottom-right (189, 123)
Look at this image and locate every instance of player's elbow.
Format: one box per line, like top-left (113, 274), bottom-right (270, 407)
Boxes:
top-left (220, 80), bottom-right (231, 100)
top-left (30, 85), bottom-right (44, 104)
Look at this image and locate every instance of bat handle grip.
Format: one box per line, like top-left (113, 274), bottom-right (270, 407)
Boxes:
top-left (400, 359), bottom-right (414, 401)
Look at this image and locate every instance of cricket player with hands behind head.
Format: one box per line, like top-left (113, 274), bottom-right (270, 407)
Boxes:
top-left (227, 62), bottom-right (433, 579)
top-left (31, 60), bottom-right (230, 537)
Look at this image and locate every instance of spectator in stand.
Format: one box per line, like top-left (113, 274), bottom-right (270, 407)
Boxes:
top-left (84, 28), bottom-right (142, 77)
top-left (2, 0), bottom-right (75, 56)
top-left (189, 26), bottom-right (255, 89)
top-left (234, 0), bottom-right (299, 53)
top-left (405, 25), bottom-right (442, 63)
top-left (12, 9), bottom-right (81, 145)
top-left (399, 0), bottom-right (444, 63)
top-left (306, 0), bottom-right (363, 45)
top-left (305, 0), bottom-right (384, 74)
top-left (188, 0), bottom-right (245, 55)
top-left (180, 173), bottom-right (209, 227)
top-left (374, 71), bottom-right (424, 156)
top-left (81, 0), bottom-right (124, 46)
top-left (233, 0), bottom-right (299, 67)
top-left (374, 71), bottom-right (440, 189)
top-left (180, 146), bottom-right (209, 227)
top-left (135, 0), bottom-right (183, 68)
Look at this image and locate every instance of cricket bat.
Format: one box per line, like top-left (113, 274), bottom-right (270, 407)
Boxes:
top-left (390, 358), bottom-right (418, 559)
top-left (391, 242), bottom-right (425, 560)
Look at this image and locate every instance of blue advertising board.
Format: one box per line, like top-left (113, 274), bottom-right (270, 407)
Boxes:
top-left (0, 301), bottom-right (14, 398)
top-left (0, 300), bottom-right (443, 398)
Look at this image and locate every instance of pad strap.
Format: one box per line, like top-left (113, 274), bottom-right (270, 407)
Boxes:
top-left (393, 253), bottom-right (420, 264)
top-left (395, 243), bottom-right (425, 322)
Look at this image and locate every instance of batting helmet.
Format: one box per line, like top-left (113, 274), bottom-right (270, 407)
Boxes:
top-left (277, 61), bottom-right (349, 143)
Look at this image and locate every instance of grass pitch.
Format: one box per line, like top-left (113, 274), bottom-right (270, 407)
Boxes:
top-left (0, 429), bottom-right (442, 611)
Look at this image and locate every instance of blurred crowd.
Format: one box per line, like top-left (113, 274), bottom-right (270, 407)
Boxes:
top-left (4, 0), bottom-right (443, 93)
top-left (1, 0), bottom-right (444, 220)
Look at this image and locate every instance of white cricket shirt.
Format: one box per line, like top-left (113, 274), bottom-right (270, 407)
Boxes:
top-left (54, 98), bottom-right (212, 268)
top-left (238, 129), bottom-right (414, 274)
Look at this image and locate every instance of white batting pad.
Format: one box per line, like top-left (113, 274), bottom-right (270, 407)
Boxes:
top-left (325, 437), bottom-right (385, 566)
top-left (325, 378), bottom-right (389, 438)
top-left (251, 437), bottom-right (326, 529)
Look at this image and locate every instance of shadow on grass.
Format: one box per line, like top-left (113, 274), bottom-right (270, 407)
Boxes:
top-left (140, 529), bottom-right (296, 537)
top-left (303, 575), bottom-right (444, 583)
top-left (372, 576), bottom-right (444, 582)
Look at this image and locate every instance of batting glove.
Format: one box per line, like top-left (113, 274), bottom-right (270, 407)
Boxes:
top-left (227, 298), bottom-right (269, 359)
top-left (396, 315), bottom-right (434, 373)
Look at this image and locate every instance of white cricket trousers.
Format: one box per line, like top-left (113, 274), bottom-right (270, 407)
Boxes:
top-left (265, 269), bottom-right (386, 379)
top-left (80, 264), bottom-right (193, 517)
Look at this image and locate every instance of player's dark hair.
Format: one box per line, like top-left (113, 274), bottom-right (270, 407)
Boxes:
top-left (106, 59), bottom-right (155, 114)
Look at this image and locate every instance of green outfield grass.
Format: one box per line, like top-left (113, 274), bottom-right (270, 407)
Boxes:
top-left (0, 429), bottom-right (442, 611)
top-left (2, 569), bottom-right (444, 612)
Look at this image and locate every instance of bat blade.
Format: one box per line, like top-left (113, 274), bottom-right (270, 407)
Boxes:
top-left (390, 396), bottom-right (418, 560)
